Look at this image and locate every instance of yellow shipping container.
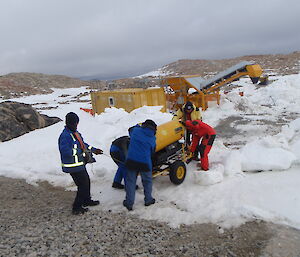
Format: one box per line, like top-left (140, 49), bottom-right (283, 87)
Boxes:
top-left (91, 87), bottom-right (167, 114)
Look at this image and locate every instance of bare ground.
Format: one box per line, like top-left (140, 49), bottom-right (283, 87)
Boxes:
top-left (1, 176), bottom-right (300, 257)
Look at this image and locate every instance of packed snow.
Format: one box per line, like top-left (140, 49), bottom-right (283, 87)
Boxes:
top-left (135, 67), bottom-right (174, 78)
top-left (0, 73), bottom-right (300, 229)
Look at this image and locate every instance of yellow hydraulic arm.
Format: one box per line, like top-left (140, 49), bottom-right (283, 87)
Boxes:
top-left (203, 64), bottom-right (263, 94)
top-left (163, 62), bottom-right (266, 110)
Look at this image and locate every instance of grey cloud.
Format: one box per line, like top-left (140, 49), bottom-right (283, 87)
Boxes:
top-left (0, 0), bottom-right (299, 79)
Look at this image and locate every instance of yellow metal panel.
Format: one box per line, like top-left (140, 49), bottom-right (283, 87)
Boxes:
top-left (140, 91), bottom-right (147, 106)
top-left (156, 120), bottom-right (185, 152)
top-left (246, 64), bottom-right (263, 78)
top-left (91, 87), bottom-right (166, 114)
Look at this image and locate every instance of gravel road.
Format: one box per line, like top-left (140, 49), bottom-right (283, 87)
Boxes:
top-left (1, 176), bottom-right (300, 257)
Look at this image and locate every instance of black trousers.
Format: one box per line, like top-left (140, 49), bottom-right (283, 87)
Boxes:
top-left (186, 130), bottom-right (192, 145)
top-left (70, 167), bottom-right (91, 210)
top-left (186, 131), bottom-right (199, 158)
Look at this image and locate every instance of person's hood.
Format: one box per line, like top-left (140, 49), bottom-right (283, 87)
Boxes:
top-left (135, 126), bottom-right (156, 137)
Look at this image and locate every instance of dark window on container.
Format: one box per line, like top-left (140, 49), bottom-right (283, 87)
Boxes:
top-left (109, 97), bottom-right (115, 106)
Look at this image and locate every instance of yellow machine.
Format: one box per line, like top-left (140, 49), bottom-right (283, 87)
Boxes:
top-left (153, 120), bottom-right (192, 184)
top-left (156, 120), bottom-right (185, 151)
top-left (162, 61), bottom-right (267, 110)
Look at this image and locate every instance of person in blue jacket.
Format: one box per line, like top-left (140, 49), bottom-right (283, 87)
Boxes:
top-left (110, 136), bottom-right (130, 189)
top-left (123, 119), bottom-right (157, 211)
top-left (110, 136), bottom-right (139, 190)
top-left (58, 112), bottom-right (103, 215)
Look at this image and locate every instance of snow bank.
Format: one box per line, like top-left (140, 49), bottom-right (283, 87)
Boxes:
top-left (1, 74), bottom-right (300, 229)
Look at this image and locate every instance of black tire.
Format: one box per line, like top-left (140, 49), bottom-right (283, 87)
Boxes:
top-left (169, 161), bottom-right (186, 185)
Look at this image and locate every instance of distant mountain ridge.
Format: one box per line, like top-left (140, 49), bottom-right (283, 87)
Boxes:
top-left (0, 72), bottom-right (91, 99)
top-left (103, 51), bottom-right (300, 90)
top-left (153, 51), bottom-right (300, 78)
top-left (0, 51), bottom-right (299, 99)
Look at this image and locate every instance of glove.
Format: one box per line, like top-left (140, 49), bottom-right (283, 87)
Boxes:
top-left (94, 148), bottom-right (103, 155)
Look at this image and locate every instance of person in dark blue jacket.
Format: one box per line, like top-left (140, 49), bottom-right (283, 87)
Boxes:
top-left (110, 136), bottom-right (130, 189)
top-left (123, 119), bottom-right (157, 211)
top-left (58, 112), bottom-right (103, 215)
top-left (110, 136), bottom-right (139, 190)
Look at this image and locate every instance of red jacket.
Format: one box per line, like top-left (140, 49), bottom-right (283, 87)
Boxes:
top-left (185, 120), bottom-right (216, 152)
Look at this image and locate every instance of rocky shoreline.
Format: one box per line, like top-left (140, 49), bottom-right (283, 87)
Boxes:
top-left (1, 176), bottom-right (300, 257)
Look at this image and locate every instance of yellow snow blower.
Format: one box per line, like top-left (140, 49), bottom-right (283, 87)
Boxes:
top-left (153, 120), bottom-right (192, 185)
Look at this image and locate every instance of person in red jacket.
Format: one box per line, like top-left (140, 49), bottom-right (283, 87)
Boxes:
top-left (184, 120), bottom-right (216, 171)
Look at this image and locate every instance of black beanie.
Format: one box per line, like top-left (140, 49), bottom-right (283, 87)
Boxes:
top-left (66, 112), bottom-right (79, 131)
top-left (184, 101), bottom-right (194, 111)
top-left (142, 119), bottom-right (157, 131)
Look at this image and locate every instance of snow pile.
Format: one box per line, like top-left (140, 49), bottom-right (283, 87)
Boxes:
top-left (241, 118), bottom-right (300, 171)
top-left (0, 73), bottom-right (300, 229)
top-left (193, 164), bottom-right (224, 185)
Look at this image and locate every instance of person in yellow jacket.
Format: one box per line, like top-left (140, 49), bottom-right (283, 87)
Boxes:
top-left (172, 101), bottom-right (202, 159)
top-left (172, 101), bottom-right (202, 122)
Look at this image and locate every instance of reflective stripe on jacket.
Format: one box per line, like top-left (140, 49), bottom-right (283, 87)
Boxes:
top-left (58, 127), bottom-right (95, 173)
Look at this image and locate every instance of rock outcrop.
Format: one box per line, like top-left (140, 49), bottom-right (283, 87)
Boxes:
top-left (0, 101), bottom-right (61, 142)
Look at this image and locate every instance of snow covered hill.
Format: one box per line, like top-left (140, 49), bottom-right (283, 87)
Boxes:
top-left (0, 73), bottom-right (299, 229)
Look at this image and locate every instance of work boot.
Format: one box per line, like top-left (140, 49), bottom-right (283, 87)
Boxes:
top-left (112, 182), bottom-right (125, 189)
top-left (123, 200), bottom-right (133, 211)
top-left (72, 207), bottom-right (89, 215)
top-left (145, 198), bottom-right (155, 207)
top-left (82, 200), bottom-right (100, 207)
top-left (113, 182), bottom-right (139, 190)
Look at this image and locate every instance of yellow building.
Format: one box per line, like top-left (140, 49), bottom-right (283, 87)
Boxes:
top-left (91, 87), bottom-right (166, 114)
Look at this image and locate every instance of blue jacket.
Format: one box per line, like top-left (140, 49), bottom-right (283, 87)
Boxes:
top-left (110, 136), bottom-right (130, 164)
top-left (125, 125), bottom-right (156, 172)
top-left (58, 127), bottom-right (96, 173)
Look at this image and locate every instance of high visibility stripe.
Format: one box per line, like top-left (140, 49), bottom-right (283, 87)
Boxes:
top-left (88, 145), bottom-right (92, 150)
top-left (73, 144), bottom-right (77, 156)
top-left (70, 133), bottom-right (76, 141)
top-left (70, 134), bottom-right (81, 164)
top-left (62, 162), bottom-right (84, 168)
top-left (60, 133), bottom-right (85, 168)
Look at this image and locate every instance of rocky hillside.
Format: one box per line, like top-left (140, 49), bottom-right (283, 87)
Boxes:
top-left (158, 51), bottom-right (300, 78)
top-left (0, 51), bottom-right (299, 98)
top-left (0, 72), bottom-right (92, 99)
top-left (96, 51), bottom-right (300, 90)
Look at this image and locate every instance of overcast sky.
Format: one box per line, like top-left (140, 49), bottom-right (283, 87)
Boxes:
top-left (1, 0), bottom-right (299, 79)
